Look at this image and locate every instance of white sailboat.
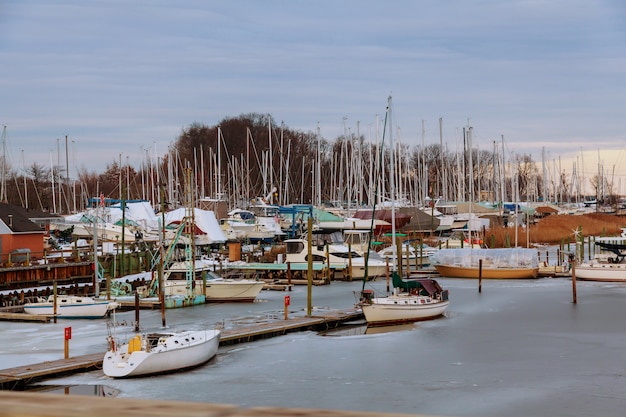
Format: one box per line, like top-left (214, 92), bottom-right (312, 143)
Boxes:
top-left (358, 96), bottom-right (450, 326)
top-left (23, 295), bottom-right (118, 319)
top-left (575, 241), bottom-right (626, 282)
top-left (103, 328), bottom-right (221, 378)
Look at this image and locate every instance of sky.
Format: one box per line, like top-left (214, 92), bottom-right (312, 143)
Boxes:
top-left (1, 0), bottom-right (626, 195)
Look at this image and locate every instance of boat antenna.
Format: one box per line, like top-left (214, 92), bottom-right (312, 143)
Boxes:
top-left (362, 98), bottom-right (389, 291)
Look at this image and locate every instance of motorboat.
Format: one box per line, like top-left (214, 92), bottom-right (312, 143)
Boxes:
top-left (23, 295), bottom-right (118, 319)
top-left (284, 231), bottom-right (388, 279)
top-left (358, 273), bottom-right (449, 326)
top-left (377, 242), bottom-right (437, 268)
top-left (103, 329), bottom-right (221, 378)
top-left (164, 260), bottom-right (265, 302)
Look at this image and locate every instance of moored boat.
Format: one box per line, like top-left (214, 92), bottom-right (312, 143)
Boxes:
top-left (574, 262), bottom-right (626, 282)
top-left (358, 273), bottom-right (449, 326)
top-left (23, 295), bottom-right (118, 319)
top-left (163, 260), bottom-right (265, 302)
top-left (103, 329), bottom-right (221, 378)
top-left (431, 248), bottom-right (539, 279)
top-left (574, 242), bottom-right (626, 282)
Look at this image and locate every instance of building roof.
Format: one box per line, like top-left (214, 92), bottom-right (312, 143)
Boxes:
top-left (0, 203), bottom-right (47, 234)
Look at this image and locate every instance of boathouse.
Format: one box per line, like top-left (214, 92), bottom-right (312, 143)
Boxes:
top-left (0, 203), bottom-right (47, 264)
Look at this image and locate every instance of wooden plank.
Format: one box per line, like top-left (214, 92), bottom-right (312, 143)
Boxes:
top-left (0, 391), bottom-right (424, 417)
top-left (0, 312), bottom-right (50, 322)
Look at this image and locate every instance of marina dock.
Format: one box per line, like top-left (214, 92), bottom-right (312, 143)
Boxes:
top-left (0, 308), bottom-right (363, 389)
top-left (0, 391), bottom-right (427, 417)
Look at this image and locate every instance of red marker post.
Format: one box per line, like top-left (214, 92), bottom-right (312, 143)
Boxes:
top-left (64, 327), bottom-right (72, 359)
top-left (284, 295), bottom-right (290, 320)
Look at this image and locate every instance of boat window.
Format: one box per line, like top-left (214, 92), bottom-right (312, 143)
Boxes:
top-left (169, 272), bottom-right (185, 280)
top-left (305, 254), bottom-right (326, 262)
top-left (286, 241), bottom-right (304, 254)
top-left (330, 252), bottom-right (362, 259)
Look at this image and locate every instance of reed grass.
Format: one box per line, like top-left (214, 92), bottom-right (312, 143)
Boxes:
top-left (484, 213), bottom-right (625, 247)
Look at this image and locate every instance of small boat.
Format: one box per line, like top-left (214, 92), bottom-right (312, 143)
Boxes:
top-left (103, 329), bottom-right (221, 378)
top-left (575, 262), bottom-right (626, 281)
top-left (358, 273), bottom-right (449, 326)
top-left (377, 242), bottom-right (437, 267)
top-left (285, 231), bottom-right (388, 279)
top-left (431, 248), bottom-right (539, 279)
top-left (23, 295), bottom-right (118, 319)
top-left (575, 242), bottom-right (626, 282)
top-left (164, 260), bottom-right (265, 302)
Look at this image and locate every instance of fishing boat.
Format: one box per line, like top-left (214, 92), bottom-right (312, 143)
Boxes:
top-left (358, 273), bottom-right (449, 326)
top-left (103, 328), bottom-right (221, 378)
top-left (431, 248), bottom-right (539, 279)
top-left (164, 260), bottom-right (265, 302)
top-left (575, 242), bottom-right (626, 282)
top-left (23, 295), bottom-right (118, 319)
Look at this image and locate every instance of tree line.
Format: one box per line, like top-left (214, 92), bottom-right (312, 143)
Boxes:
top-left (1, 113), bottom-right (615, 214)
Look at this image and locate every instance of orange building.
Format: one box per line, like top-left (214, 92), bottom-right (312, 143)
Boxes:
top-left (0, 203), bottom-right (47, 263)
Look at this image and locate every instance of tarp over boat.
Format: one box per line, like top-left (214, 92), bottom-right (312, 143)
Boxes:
top-left (430, 248), bottom-right (539, 269)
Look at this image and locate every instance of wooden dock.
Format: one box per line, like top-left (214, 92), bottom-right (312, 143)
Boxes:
top-left (0, 311), bottom-right (50, 322)
top-left (0, 309), bottom-right (363, 389)
top-left (0, 391), bottom-right (427, 417)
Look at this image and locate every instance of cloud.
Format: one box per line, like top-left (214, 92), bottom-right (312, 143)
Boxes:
top-left (0, 0), bottom-right (624, 192)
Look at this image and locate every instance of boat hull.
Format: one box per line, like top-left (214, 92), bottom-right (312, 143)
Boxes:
top-left (202, 280), bottom-right (265, 302)
top-left (23, 297), bottom-right (114, 319)
top-left (361, 296), bottom-right (449, 326)
top-left (434, 264), bottom-right (538, 279)
top-left (103, 329), bottom-right (221, 378)
top-left (165, 280), bottom-right (265, 302)
top-left (574, 263), bottom-right (626, 282)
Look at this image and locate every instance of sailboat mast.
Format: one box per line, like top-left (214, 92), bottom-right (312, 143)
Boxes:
top-left (388, 96), bottom-right (397, 272)
top-left (0, 125), bottom-right (6, 203)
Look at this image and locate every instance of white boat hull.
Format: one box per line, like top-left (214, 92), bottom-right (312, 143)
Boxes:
top-left (574, 263), bottom-right (626, 282)
top-left (164, 279), bottom-right (265, 302)
top-left (103, 329), bottom-right (221, 378)
top-left (23, 296), bottom-right (116, 319)
top-left (202, 280), bottom-right (265, 302)
top-left (361, 295), bottom-right (449, 325)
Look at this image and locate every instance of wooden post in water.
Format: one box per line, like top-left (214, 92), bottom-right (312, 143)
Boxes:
top-left (287, 261), bottom-right (292, 290)
top-left (571, 259), bottom-right (577, 304)
top-left (385, 258), bottom-right (390, 293)
top-left (53, 281), bottom-right (57, 324)
top-left (284, 295), bottom-right (290, 320)
top-left (405, 244), bottom-right (410, 274)
top-left (396, 236), bottom-right (403, 277)
top-left (413, 240), bottom-right (419, 272)
top-left (63, 327), bottom-right (71, 359)
top-left (325, 242), bottom-right (331, 281)
top-left (134, 292), bottom-right (140, 332)
top-left (347, 242), bottom-right (353, 281)
top-left (306, 217), bottom-right (313, 317)
top-left (478, 259), bottom-right (483, 293)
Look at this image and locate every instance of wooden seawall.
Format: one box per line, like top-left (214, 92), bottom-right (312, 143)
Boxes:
top-left (0, 309), bottom-right (363, 389)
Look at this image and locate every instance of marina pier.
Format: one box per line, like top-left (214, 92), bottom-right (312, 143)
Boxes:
top-left (0, 308), bottom-right (362, 390)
